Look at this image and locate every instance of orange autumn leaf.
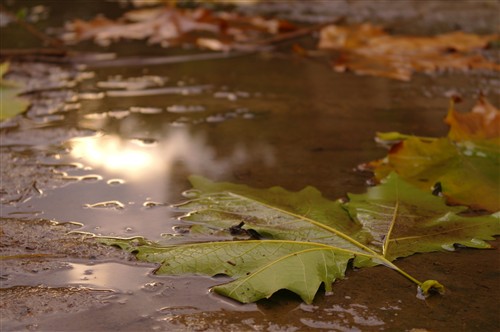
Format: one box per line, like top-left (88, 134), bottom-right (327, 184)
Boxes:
top-left (318, 24), bottom-right (500, 81)
top-left (63, 7), bottom-right (219, 47)
top-left (318, 23), bottom-right (386, 49)
top-left (62, 6), bottom-right (296, 50)
top-left (446, 97), bottom-right (500, 143)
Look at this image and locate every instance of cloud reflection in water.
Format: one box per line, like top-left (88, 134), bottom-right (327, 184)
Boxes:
top-left (3, 126), bottom-right (275, 240)
top-left (69, 126), bottom-right (275, 182)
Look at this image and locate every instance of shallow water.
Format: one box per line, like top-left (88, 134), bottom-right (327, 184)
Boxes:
top-left (1, 1), bottom-right (499, 331)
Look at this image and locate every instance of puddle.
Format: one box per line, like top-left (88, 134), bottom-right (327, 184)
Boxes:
top-left (2, 261), bottom-right (258, 331)
top-left (1, 0), bottom-right (499, 331)
top-left (2, 261), bottom-right (153, 291)
top-left (2, 127), bottom-right (275, 239)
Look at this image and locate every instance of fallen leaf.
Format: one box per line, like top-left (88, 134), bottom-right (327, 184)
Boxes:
top-left (318, 23), bottom-right (500, 80)
top-left (345, 173), bottom-right (499, 260)
top-left (0, 62), bottom-right (30, 121)
top-left (366, 98), bottom-right (500, 211)
top-left (446, 97), bottom-right (500, 144)
top-left (62, 6), bottom-right (295, 50)
top-left (318, 23), bottom-right (386, 50)
top-left (100, 173), bottom-right (499, 303)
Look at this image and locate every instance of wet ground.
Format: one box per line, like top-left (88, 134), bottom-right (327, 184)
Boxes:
top-left (1, 1), bottom-right (499, 331)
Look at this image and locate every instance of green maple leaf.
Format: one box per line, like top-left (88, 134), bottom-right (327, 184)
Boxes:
top-left (0, 62), bottom-right (29, 121)
top-left (101, 173), bottom-right (498, 304)
top-left (345, 173), bottom-right (499, 260)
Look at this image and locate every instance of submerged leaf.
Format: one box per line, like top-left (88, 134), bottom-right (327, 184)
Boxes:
top-left (101, 173), bottom-right (499, 303)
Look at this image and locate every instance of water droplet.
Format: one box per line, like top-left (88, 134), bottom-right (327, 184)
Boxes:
top-left (80, 175), bottom-right (103, 181)
top-left (85, 200), bottom-right (125, 209)
top-left (63, 174), bottom-right (102, 182)
top-left (84, 113), bottom-right (108, 120)
top-left (441, 243), bottom-right (455, 251)
top-left (107, 179), bottom-right (125, 185)
top-left (107, 110), bottom-right (130, 119)
top-left (172, 225), bottom-right (190, 234)
top-left (46, 162), bottom-right (83, 171)
top-left (171, 117), bottom-right (190, 126)
top-left (206, 114), bottom-right (227, 123)
top-left (32, 114), bottom-right (65, 123)
top-left (106, 85), bottom-right (208, 97)
top-left (130, 106), bottom-right (162, 114)
top-left (236, 91), bottom-right (250, 98)
top-left (214, 91), bottom-right (237, 101)
top-left (142, 281), bottom-right (164, 292)
top-left (167, 105), bottom-right (205, 113)
top-left (242, 113), bottom-right (255, 119)
top-left (131, 138), bottom-right (158, 146)
top-left (97, 75), bottom-right (167, 90)
top-left (143, 201), bottom-right (165, 208)
top-left (79, 92), bottom-right (105, 100)
top-left (63, 103), bottom-right (81, 111)
top-left (470, 238), bottom-right (486, 246)
top-left (182, 189), bottom-right (201, 198)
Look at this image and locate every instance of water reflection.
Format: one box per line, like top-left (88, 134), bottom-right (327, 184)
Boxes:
top-left (70, 134), bottom-right (156, 178)
top-left (3, 125), bottom-right (275, 240)
top-left (68, 126), bottom-right (274, 181)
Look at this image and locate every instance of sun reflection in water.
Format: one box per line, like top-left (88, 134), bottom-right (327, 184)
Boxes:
top-left (12, 126), bottom-right (276, 239)
top-left (71, 135), bottom-right (154, 174)
top-left (68, 127), bottom-right (275, 182)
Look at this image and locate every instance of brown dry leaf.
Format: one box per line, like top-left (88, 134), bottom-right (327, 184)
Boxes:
top-left (318, 23), bottom-right (386, 49)
top-left (62, 6), bottom-right (295, 50)
top-left (63, 7), bottom-right (217, 47)
top-left (319, 23), bottom-right (500, 80)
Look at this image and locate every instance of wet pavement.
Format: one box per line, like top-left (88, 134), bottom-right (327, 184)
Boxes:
top-left (1, 1), bottom-right (499, 331)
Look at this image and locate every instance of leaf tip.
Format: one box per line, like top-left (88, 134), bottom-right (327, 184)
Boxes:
top-left (417, 280), bottom-right (445, 299)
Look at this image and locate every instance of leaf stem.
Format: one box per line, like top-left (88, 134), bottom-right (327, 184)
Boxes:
top-left (229, 192), bottom-right (424, 286)
top-left (379, 259), bottom-right (422, 286)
